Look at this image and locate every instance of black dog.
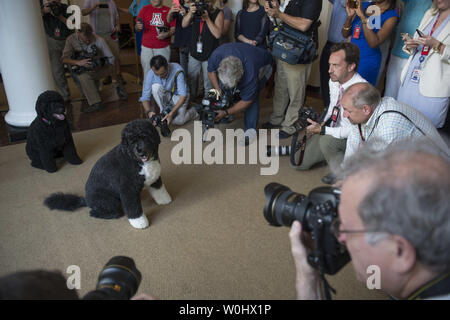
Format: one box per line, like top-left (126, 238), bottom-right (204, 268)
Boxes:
top-left (44, 119), bottom-right (172, 229)
top-left (26, 91), bottom-right (82, 173)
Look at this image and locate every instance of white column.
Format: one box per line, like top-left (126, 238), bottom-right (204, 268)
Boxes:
top-left (0, 0), bottom-right (56, 127)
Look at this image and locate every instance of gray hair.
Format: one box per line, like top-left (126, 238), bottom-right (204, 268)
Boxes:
top-left (337, 139), bottom-right (450, 273)
top-left (217, 56), bottom-right (244, 89)
top-left (344, 82), bottom-right (381, 109)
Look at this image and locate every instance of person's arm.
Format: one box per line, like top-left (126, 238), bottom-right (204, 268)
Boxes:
top-left (118, 7), bottom-right (130, 14)
top-left (203, 10), bottom-right (224, 39)
top-left (264, 1), bottom-right (314, 32)
top-left (81, 1), bottom-right (100, 16)
top-left (164, 95), bottom-right (186, 124)
top-left (342, 1), bottom-right (357, 38)
top-left (254, 14), bottom-right (270, 46)
top-left (289, 221), bottom-right (323, 300)
top-left (222, 10), bottom-right (232, 36)
top-left (139, 75), bottom-right (154, 117)
top-left (357, 2), bottom-right (398, 48)
top-left (167, 3), bottom-right (181, 23)
top-left (182, 2), bottom-right (196, 28)
top-left (214, 99), bottom-right (253, 122)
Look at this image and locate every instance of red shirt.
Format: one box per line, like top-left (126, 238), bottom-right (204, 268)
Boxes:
top-left (137, 5), bottom-right (175, 49)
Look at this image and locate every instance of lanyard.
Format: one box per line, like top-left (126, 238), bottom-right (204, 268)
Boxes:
top-left (420, 14), bottom-right (440, 60)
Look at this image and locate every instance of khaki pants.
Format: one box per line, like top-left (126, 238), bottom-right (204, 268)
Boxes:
top-left (269, 59), bottom-right (312, 135)
top-left (46, 36), bottom-right (70, 100)
top-left (292, 134), bottom-right (346, 170)
top-left (141, 45), bottom-right (171, 79)
top-left (74, 66), bottom-right (111, 106)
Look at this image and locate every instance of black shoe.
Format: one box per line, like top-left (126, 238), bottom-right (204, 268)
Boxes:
top-left (278, 130), bottom-right (293, 139)
top-left (321, 173), bottom-right (337, 185)
top-left (115, 85), bottom-right (128, 101)
top-left (82, 102), bottom-right (104, 113)
top-left (261, 121), bottom-right (282, 129)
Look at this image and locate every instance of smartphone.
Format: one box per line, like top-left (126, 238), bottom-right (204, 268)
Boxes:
top-left (99, 4), bottom-right (109, 9)
top-left (416, 29), bottom-right (425, 37)
top-left (173, 0), bottom-right (180, 7)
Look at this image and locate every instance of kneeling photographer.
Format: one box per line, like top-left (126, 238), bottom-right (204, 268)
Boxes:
top-left (207, 42), bottom-right (273, 146)
top-left (139, 55), bottom-right (198, 138)
top-left (62, 23), bottom-right (127, 113)
top-left (265, 141), bottom-right (450, 300)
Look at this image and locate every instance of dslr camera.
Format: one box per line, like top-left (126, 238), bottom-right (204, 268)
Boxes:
top-left (71, 45), bottom-right (109, 75)
top-left (263, 183), bottom-right (350, 275)
top-left (293, 107), bottom-right (320, 132)
top-left (194, 1), bottom-right (209, 16)
top-left (83, 256), bottom-right (142, 300)
top-left (199, 88), bottom-right (239, 141)
top-left (149, 108), bottom-right (171, 138)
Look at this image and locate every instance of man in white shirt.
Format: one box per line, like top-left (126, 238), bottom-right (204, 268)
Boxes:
top-left (293, 43), bottom-right (366, 173)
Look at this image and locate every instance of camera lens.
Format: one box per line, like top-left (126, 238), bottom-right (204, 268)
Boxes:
top-left (263, 183), bottom-right (311, 230)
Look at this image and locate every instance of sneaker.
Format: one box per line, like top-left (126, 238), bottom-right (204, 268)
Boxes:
top-left (261, 122), bottom-right (282, 130)
top-left (115, 84), bottom-right (128, 101)
top-left (278, 130), bottom-right (293, 139)
top-left (321, 173), bottom-right (337, 185)
top-left (219, 114), bottom-right (234, 124)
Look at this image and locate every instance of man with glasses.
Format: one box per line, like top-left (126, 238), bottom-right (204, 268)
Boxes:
top-left (289, 140), bottom-right (450, 299)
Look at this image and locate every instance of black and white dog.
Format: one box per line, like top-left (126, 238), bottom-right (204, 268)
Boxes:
top-left (26, 90), bottom-right (82, 172)
top-left (44, 119), bottom-right (172, 229)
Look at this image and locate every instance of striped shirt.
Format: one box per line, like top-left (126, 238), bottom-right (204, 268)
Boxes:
top-left (345, 97), bottom-right (450, 160)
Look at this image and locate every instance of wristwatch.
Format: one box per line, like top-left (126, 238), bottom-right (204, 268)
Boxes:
top-left (320, 125), bottom-right (326, 135)
top-left (433, 41), bottom-right (443, 53)
top-left (361, 17), bottom-right (368, 24)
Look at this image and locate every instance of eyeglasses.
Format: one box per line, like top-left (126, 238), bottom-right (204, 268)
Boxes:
top-left (330, 218), bottom-right (378, 239)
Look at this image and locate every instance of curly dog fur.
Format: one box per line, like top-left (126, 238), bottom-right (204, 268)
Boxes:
top-left (44, 119), bottom-right (172, 229)
top-left (26, 90), bottom-right (82, 173)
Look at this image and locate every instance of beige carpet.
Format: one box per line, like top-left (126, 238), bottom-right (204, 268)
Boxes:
top-left (0, 97), bottom-right (387, 300)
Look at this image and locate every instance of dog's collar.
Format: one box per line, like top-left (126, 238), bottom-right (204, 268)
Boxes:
top-left (41, 117), bottom-right (52, 125)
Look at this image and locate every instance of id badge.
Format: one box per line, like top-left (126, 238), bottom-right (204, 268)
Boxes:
top-left (353, 26), bottom-right (361, 39)
top-left (411, 68), bottom-right (421, 83)
top-left (331, 106), bottom-right (340, 123)
top-left (197, 41), bottom-right (203, 53)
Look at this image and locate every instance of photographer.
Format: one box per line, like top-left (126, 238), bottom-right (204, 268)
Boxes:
top-left (292, 43), bottom-right (367, 185)
top-left (140, 55), bottom-right (198, 128)
top-left (262, 0), bottom-right (322, 139)
top-left (42, 0), bottom-right (73, 103)
top-left (182, 0), bottom-right (224, 100)
top-left (62, 23), bottom-right (126, 112)
top-left (289, 141), bottom-right (450, 299)
top-left (207, 42), bottom-right (273, 145)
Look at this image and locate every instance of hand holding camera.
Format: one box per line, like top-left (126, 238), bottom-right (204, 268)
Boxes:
top-left (135, 18), bottom-right (144, 32)
top-left (305, 118), bottom-right (323, 136)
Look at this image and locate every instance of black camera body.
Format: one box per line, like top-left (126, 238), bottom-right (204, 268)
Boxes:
top-left (83, 256), bottom-right (142, 300)
top-left (199, 88), bottom-right (239, 141)
top-left (150, 108), bottom-right (171, 138)
top-left (71, 45), bottom-right (109, 75)
top-left (194, 1), bottom-right (209, 16)
top-left (264, 183), bottom-right (350, 275)
top-left (48, 1), bottom-right (64, 16)
top-left (293, 107), bottom-right (320, 132)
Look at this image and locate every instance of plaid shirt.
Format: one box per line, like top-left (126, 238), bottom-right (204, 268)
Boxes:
top-left (345, 97), bottom-right (450, 160)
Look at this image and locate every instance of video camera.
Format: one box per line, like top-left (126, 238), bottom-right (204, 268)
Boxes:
top-left (149, 108), bottom-right (171, 138)
top-left (83, 256), bottom-right (142, 300)
top-left (263, 183), bottom-right (350, 276)
top-left (194, 1), bottom-right (209, 16)
top-left (199, 88), bottom-right (239, 141)
top-left (71, 45), bottom-right (109, 75)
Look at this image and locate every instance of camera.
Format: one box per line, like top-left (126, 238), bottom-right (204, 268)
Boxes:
top-left (156, 26), bottom-right (169, 36)
top-left (71, 45), bottom-right (109, 75)
top-left (150, 108), bottom-right (171, 138)
top-left (199, 88), bottom-right (239, 141)
top-left (292, 107), bottom-right (320, 132)
top-left (263, 183), bottom-right (350, 275)
top-left (194, 1), bottom-right (209, 16)
top-left (47, 1), bottom-right (64, 16)
top-left (83, 256), bottom-right (142, 300)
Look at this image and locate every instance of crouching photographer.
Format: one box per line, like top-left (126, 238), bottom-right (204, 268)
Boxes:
top-left (62, 23), bottom-right (127, 113)
top-left (140, 55), bottom-right (198, 137)
top-left (267, 140), bottom-right (450, 300)
top-left (0, 256), bottom-right (156, 300)
top-left (207, 42), bottom-right (273, 146)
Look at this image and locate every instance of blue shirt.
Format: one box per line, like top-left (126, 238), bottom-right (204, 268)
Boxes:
top-left (139, 63), bottom-right (187, 102)
top-left (128, 0), bottom-right (150, 17)
top-left (391, 0), bottom-right (432, 58)
top-left (327, 0), bottom-right (347, 43)
top-left (207, 43), bottom-right (273, 102)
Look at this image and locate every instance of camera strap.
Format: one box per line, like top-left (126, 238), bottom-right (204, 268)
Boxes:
top-left (171, 70), bottom-right (184, 95)
top-left (290, 132), bottom-right (307, 167)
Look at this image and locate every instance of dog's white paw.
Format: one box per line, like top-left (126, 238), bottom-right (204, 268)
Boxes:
top-left (149, 185), bottom-right (172, 205)
top-left (128, 215), bottom-right (149, 229)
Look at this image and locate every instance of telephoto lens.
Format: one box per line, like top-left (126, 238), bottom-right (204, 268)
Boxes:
top-left (83, 256), bottom-right (142, 300)
top-left (266, 145), bottom-right (291, 157)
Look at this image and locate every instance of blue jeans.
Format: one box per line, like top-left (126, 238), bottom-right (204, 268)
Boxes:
top-left (135, 30), bottom-right (143, 56)
top-left (244, 67), bottom-right (272, 131)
